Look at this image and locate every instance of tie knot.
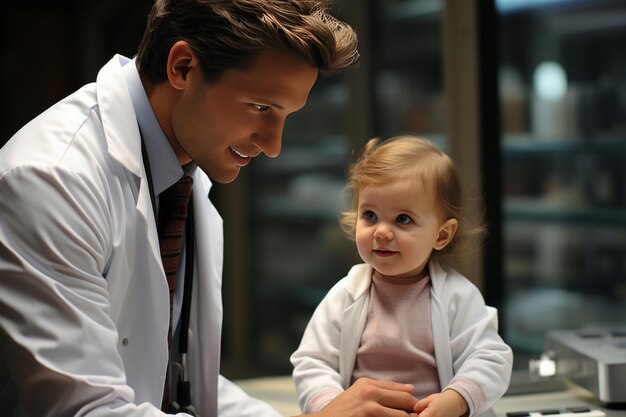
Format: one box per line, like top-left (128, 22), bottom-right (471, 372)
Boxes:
top-left (158, 174), bottom-right (193, 231)
top-left (166, 174), bottom-right (193, 198)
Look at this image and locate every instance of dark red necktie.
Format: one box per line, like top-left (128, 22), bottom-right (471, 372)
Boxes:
top-left (157, 174), bottom-right (193, 411)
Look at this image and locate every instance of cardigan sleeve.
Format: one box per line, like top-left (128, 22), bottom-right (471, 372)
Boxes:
top-left (290, 278), bottom-right (350, 413)
top-left (444, 273), bottom-right (513, 416)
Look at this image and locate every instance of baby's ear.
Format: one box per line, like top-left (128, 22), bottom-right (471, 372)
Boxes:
top-left (434, 218), bottom-right (458, 250)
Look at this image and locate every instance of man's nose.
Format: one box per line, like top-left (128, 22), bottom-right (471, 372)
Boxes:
top-left (252, 121), bottom-right (284, 158)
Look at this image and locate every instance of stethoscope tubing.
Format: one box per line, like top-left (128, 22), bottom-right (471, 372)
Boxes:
top-left (141, 135), bottom-right (197, 415)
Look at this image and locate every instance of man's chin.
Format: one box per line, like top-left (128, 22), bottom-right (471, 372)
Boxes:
top-left (206, 168), bottom-right (241, 185)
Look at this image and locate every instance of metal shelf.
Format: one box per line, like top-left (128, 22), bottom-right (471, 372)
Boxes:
top-left (504, 201), bottom-right (626, 226)
top-left (502, 135), bottom-right (626, 155)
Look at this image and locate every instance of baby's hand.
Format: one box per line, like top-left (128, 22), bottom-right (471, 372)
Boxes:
top-left (414, 389), bottom-right (469, 417)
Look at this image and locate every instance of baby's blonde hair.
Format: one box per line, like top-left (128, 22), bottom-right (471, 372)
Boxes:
top-left (340, 136), bottom-right (484, 259)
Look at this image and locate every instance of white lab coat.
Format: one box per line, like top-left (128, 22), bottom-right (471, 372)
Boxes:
top-left (0, 55), bottom-right (281, 417)
top-left (291, 261), bottom-right (513, 417)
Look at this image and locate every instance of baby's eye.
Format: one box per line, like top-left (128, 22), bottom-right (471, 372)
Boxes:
top-left (396, 214), bottom-right (413, 225)
top-left (253, 104), bottom-right (270, 112)
top-left (363, 210), bottom-right (377, 222)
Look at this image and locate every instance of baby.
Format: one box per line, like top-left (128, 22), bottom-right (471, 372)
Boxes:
top-left (291, 136), bottom-right (513, 417)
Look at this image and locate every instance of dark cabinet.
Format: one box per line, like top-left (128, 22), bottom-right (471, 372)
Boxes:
top-left (496, 0), bottom-right (626, 366)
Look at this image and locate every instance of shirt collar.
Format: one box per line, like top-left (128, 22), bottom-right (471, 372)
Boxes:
top-left (121, 57), bottom-right (192, 195)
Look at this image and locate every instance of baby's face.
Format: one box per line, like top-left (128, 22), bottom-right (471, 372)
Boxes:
top-left (355, 179), bottom-right (446, 280)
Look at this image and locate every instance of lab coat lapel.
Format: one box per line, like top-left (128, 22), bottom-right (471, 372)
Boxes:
top-left (428, 260), bottom-right (454, 387)
top-left (97, 54), bottom-right (142, 177)
top-left (339, 264), bottom-right (372, 385)
top-left (96, 54), bottom-right (162, 276)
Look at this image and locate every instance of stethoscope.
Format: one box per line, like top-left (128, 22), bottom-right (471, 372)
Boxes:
top-left (141, 137), bottom-right (198, 416)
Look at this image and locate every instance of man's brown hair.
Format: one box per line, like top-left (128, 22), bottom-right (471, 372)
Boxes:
top-left (136, 0), bottom-right (359, 84)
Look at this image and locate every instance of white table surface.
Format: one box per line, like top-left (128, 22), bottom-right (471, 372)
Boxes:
top-left (234, 376), bottom-right (626, 417)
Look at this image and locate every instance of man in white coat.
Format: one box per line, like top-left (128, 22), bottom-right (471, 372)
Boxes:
top-left (0, 1), bottom-right (423, 416)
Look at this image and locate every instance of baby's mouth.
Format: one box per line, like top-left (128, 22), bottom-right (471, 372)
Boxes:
top-left (374, 249), bottom-right (397, 257)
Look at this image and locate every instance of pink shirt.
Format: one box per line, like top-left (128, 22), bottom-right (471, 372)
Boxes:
top-left (351, 273), bottom-right (440, 398)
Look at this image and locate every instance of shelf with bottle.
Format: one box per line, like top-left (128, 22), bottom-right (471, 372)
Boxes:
top-left (502, 140), bottom-right (626, 218)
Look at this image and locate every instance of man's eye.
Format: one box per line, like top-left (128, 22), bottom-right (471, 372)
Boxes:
top-left (253, 104), bottom-right (270, 112)
top-left (397, 214), bottom-right (413, 225)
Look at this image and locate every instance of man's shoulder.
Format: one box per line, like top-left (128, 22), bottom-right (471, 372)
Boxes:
top-left (0, 83), bottom-right (102, 173)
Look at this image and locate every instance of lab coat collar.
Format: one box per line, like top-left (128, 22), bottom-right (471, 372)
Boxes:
top-left (96, 54), bottom-right (143, 178)
top-left (121, 57), bottom-right (185, 196)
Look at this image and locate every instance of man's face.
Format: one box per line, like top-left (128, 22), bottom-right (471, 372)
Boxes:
top-left (169, 50), bottom-right (318, 183)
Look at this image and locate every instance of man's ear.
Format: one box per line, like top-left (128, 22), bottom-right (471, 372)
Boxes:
top-left (166, 40), bottom-right (196, 90)
top-left (434, 218), bottom-right (458, 251)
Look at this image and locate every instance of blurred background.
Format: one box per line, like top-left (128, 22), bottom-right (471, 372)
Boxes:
top-left (3, 0), bottom-right (626, 389)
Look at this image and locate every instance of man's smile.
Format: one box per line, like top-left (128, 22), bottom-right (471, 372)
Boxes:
top-left (229, 146), bottom-right (250, 158)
